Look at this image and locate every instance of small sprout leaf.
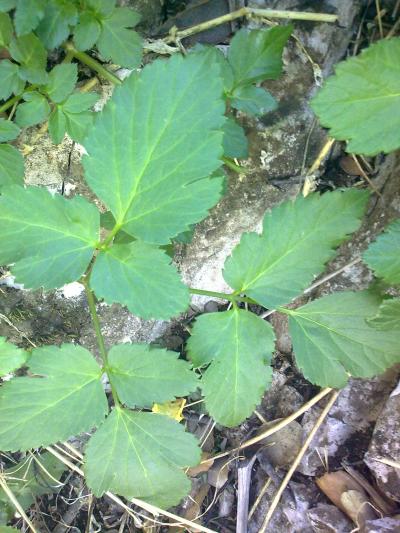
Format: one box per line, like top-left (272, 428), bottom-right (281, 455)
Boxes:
top-left (9, 33), bottom-right (48, 84)
top-left (228, 25), bottom-right (292, 86)
top-left (36, 0), bottom-right (77, 49)
top-left (96, 7), bottom-right (142, 68)
top-left (45, 63), bottom-right (78, 103)
top-left (231, 85), bottom-right (277, 116)
top-left (74, 11), bottom-right (101, 51)
top-left (14, 0), bottom-right (46, 36)
top-left (15, 91), bottom-right (50, 127)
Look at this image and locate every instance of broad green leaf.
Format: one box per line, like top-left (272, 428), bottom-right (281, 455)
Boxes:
top-left (0, 144), bottom-right (24, 189)
top-left (222, 116), bottom-right (248, 159)
top-left (0, 11), bottom-right (12, 46)
top-left (0, 118), bottom-right (20, 142)
top-left (84, 408), bottom-right (200, 507)
top-left (45, 63), bottom-right (78, 103)
top-left (0, 60), bottom-right (25, 100)
top-left (0, 452), bottom-right (65, 523)
top-left (14, 0), bottom-right (46, 36)
top-left (83, 53), bottom-right (225, 244)
top-left (367, 298), bottom-right (400, 330)
top-left (0, 528), bottom-right (18, 532)
top-left (363, 219), bottom-right (400, 285)
top-left (0, 337), bottom-right (26, 376)
top-left (91, 242), bottom-right (189, 319)
top-left (15, 91), bottom-right (50, 127)
top-left (0, 344), bottom-right (107, 451)
top-left (231, 86), bottom-right (277, 116)
top-left (0, 0), bottom-right (16, 11)
top-left (48, 106), bottom-right (67, 144)
top-left (0, 186), bottom-right (99, 289)
top-left (74, 11), bottom-right (101, 51)
top-left (9, 33), bottom-right (48, 84)
top-left (228, 25), bottom-right (292, 87)
top-left (224, 190), bottom-right (368, 309)
top-left (285, 291), bottom-right (400, 388)
top-left (311, 38), bottom-right (400, 155)
top-left (108, 344), bottom-right (198, 408)
top-left (97, 7), bottom-right (142, 68)
top-left (187, 308), bottom-right (275, 427)
top-left (36, 0), bottom-right (78, 49)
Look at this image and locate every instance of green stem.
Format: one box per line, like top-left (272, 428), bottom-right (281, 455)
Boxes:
top-left (222, 156), bottom-right (246, 173)
top-left (0, 84), bottom-right (38, 115)
top-left (83, 278), bottom-right (121, 407)
top-left (0, 94), bottom-right (21, 114)
top-left (189, 287), bottom-right (256, 304)
top-left (63, 42), bottom-right (122, 85)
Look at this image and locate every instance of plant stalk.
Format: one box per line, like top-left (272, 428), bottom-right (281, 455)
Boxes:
top-left (222, 156), bottom-right (246, 173)
top-left (164, 7), bottom-right (337, 43)
top-left (189, 287), bottom-right (256, 304)
top-left (83, 278), bottom-right (121, 407)
top-left (63, 42), bottom-right (122, 85)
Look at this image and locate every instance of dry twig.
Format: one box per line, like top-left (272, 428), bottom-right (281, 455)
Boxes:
top-left (259, 390), bottom-right (340, 530)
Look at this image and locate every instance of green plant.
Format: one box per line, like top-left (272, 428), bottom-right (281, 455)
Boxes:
top-left (0, 2), bottom-right (294, 202)
top-left (0, 23), bottom-right (399, 513)
top-left (0, 0), bottom-right (144, 188)
top-left (311, 36), bottom-right (400, 339)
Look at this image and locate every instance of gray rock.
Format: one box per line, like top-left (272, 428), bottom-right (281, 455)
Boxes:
top-left (297, 371), bottom-right (399, 476)
top-left (308, 503), bottom-right (352, 533)
top-left (364, 516), bottom-right (400, 533)
top-left (365, 380), bottom-right (400, 503)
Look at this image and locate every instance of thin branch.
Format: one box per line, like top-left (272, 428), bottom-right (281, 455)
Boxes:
top-left (82, 278), bottom-right (121, 407)
top-left (63, 42), bottom-right (122, 85)
top-left (164, 7), bottom-right (337, 43)
top-left (0, 472), bottom-right (39, 533)
top-left (259, 390), bottom-right (340, 530)
top-left (46, 446), bottom-right (218, 533)
top-left (189, 287), bottom-right (256, 304)
top-left (201, 387), bottom-right (333, 464)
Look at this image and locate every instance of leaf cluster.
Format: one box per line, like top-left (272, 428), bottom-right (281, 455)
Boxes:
top-left (0, 0), bottom-right (143, 188)
top-left (195, 24), bottom-right (292, 159)
top-left (0, 28), bottom-right (399, 511)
